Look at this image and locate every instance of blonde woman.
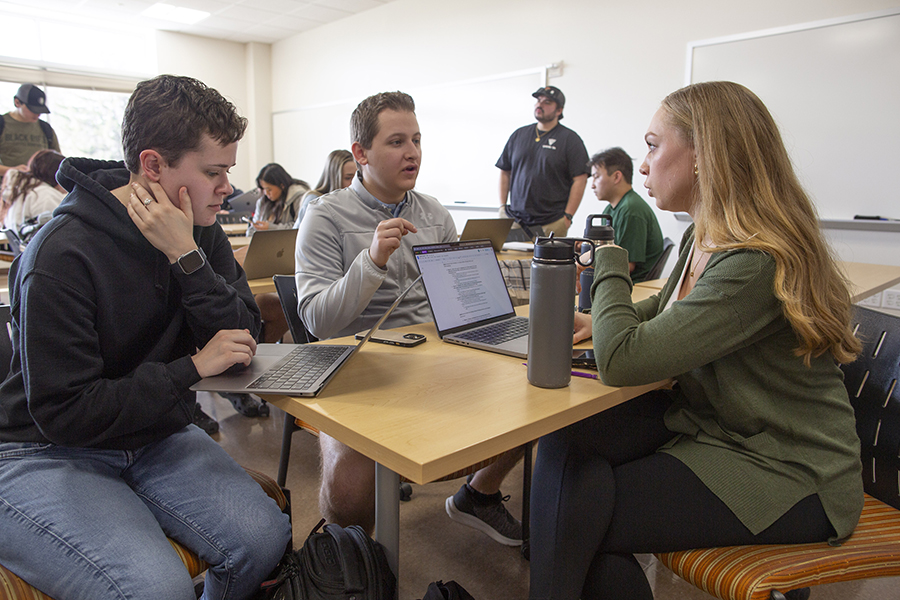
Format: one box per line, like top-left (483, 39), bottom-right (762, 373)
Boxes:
top-left (529, 81), bottom-right (863, 600)
top-left (294, 149), bottom-right (355, 228)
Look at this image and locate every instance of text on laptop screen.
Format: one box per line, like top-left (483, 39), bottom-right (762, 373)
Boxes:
top-left (414, 241), bottom-right (514, 331)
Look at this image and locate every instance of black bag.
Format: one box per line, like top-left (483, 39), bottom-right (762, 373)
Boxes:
top-left (257, 519), bottom-right (396, 600)
top-left (420, 580), bottom-right (475, 600)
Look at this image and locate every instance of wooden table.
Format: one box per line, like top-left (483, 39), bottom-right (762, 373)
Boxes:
top-left (262, 261), bottom-right (899, 584)
top-left (633, 261), bottom-right (900, 303)
top-left (220, 222), bottom-right (247, 236)
top-left (264, 289), bottom-right (663, 581)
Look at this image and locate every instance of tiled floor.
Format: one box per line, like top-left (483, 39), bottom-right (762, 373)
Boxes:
top-left (201, 392), bottom-right (899, 600)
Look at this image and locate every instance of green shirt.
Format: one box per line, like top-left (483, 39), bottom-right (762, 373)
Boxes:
top-left (601, 189), bottom-right (664, 283)
top-left (589, 227), bottom-right (863, 540)
top-left (0, 113), bottom-right (61, 169)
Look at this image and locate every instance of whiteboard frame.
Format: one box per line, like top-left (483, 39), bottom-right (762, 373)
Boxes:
top-left (684, 7), bottom-right (900, 85)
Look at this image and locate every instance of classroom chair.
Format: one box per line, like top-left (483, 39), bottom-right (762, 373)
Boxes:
top-left (654, 305), bottom-right (900, 600)
top-left (272, 275), bottom-right (535, 557)
top-left (643, 236), bottom-right (675, 281)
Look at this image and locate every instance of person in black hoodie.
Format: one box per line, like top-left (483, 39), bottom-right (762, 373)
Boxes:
top-left (0, 75), bottom-right (291, 600)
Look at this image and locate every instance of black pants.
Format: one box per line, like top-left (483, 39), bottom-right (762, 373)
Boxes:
top-left (528, 390), bottom-right (835, 600)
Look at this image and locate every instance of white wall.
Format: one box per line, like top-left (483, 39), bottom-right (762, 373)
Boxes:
top-left (269, 0), bottom-right (899, 277)
top-left (155, 31), bottom-right (272, 192)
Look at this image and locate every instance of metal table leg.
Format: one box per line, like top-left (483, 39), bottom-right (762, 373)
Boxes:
top-left (374, 462), bottom-right (400, 596)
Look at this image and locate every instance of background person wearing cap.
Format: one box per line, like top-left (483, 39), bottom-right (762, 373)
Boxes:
top-left (496, 85), bottom-right (589, 237)
top-left (0, 84), bottom-right (61, 177)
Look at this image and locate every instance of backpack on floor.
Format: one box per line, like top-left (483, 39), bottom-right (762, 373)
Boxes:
top-left (256, 519), bottom-right (396, 600)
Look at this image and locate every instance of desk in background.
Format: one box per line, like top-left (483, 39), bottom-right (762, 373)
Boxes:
top-left (634, 261), bottom-right (900, 303)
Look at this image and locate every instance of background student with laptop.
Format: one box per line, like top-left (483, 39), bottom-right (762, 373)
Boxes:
top-left (294, 91), bottom-right (525, 547)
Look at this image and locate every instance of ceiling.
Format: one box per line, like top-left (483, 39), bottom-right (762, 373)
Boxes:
top-left (0, 0), bottom-right (398, 45)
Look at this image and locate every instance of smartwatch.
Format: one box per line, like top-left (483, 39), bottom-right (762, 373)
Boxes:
top-left (564, 212), bottom-right (574, 221)
top-left (176, 248), bottom-right (205, 275)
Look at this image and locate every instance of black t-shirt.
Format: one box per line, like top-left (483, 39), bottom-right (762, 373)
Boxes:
top-left (496, 122), bottom-right (589, 226)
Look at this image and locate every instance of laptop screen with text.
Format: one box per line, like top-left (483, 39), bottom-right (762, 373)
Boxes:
top-left (413, 240), bottom-right (515, 334)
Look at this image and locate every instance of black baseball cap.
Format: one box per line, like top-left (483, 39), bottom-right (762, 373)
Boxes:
top-left (15, 84), bottom-right (50, 115)
top-left (532, 86), bottom-right (565, 109)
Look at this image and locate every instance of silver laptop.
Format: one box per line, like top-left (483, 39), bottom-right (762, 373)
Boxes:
top-left (191, 275), bottom-right (423, 396)
top-left (242, 229), bottom-right (298, 280)
top-left (459, 218), bottom-right (514, 252)
top-left (413, 239), bottom-right (528, 358)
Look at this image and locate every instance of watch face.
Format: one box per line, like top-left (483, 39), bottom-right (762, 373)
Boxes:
top-left (178, 249), bottom-right (205, 274)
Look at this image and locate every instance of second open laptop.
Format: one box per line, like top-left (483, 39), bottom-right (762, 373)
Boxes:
top-left (413, 239), bottom-right (528, 358)
top-left (458, 218), bottom-right (514, 252)
top-left (242, 229), bottom-right (298, 280)
top-left (191, 275), bottom-right (423, 397)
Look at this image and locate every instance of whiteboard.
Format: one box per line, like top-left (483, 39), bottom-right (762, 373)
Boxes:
top-left (688, 9), bottom-right (900, 221)
top-left (272, 69), bottom-right (543, 208)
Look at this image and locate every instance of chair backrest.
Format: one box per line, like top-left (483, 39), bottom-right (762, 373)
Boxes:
top-left (842, 305), bottom-right (900, 510)
top-left (216, 211), bottom-right (252, 225)
top-left (272, 274), bottom-right (318, 344)
top-left (2, 229), bottom-right (23, 257)
top-left (643, 237), bottom-right (675, 281)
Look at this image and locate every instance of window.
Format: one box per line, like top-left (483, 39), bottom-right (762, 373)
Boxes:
top-left (1, 81), bottom-right (130, 162)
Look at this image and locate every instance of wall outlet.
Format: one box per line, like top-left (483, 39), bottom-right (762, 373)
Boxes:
top-left (883, 289), bottom-right (900, 310)
top-left (858, 292), bottom-right (882, 308)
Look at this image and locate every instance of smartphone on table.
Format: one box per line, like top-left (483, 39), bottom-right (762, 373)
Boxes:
top-left (354, 330), bottom-right (426, 347)
top-left (572, 348), bottom-right (597, 369)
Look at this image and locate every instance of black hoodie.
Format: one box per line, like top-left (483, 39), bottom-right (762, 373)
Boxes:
top-left (0, 158), bottom-right (261, 449)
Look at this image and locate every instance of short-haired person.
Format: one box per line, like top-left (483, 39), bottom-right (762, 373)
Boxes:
top-left (588, 147), bottom-right (664, 282)
top-left (294, 148), bottom-right (355, 228)
top-left (498, 86), bottom-right (589, 237)
top-left (296, 91), bottom-right (525, 545)
top-left (529, 81), bottom-right (864, 599)
top-left (0, 149), bottom-right (65, 230)
top-left (0, 84), bottom-right (61, 177)
top-left (249, 162), bottom-right (308, 234)
top-left (0, 75), bottom-right (291, 600)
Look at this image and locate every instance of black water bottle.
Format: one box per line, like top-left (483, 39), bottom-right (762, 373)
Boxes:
top-left (578, 214), bottom-right (615, 312)
top-left (528, 237), bottom-right (596, 389)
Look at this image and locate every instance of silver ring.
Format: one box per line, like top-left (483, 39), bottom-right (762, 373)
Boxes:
top-left (143, 197), bottom-right (152, 206)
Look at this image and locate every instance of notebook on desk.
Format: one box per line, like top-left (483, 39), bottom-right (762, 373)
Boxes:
top-left (241, 229), bottom-right (297, 280)
top-left (191, 275), bottom-right (423, 397)
top-left (413, 239), bottom-right (528, 358)
top-left (458, 218), bottom-right (514, 252)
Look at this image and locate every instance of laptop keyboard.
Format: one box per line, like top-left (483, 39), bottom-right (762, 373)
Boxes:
top-left (249, 345), bottom-right (348, 391)
top-left (455, 317), bottom-right (528, 345)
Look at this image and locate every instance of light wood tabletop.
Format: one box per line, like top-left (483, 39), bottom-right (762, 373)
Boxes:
top-left (264, 287), bottom-right (663, 579)
top-left (632, 261), bottom-right (900, 303)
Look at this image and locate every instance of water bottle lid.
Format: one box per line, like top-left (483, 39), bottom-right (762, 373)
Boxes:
top-left (584, 214), bottom-right (614, 242)
top-left (533, 236), bottom-right (576, 260)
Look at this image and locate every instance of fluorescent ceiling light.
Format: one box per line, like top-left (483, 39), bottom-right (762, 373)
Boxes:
top-left (141, 3), bottom-right (210, 25)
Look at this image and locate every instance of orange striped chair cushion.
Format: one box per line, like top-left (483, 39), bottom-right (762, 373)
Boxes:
top-left (294, 419), bottom-right (502, 484)
top-left (654, 493), bottom-right (900, 600)
top-left (0, 467), bottom-right (287, 600)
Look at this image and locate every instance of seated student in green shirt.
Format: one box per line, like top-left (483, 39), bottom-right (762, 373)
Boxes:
top-left (529, 81), bottom-right (864, 600)
top-left (589, 146), bottom-right (663, 282)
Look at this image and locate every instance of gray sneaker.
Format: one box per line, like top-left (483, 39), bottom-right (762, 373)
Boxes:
top-left (445, 484), bottom-right (522, 546)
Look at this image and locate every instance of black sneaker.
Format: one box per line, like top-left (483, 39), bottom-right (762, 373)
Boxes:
top-left (221, 392), bottom-right (267, 417)
top-left (445, 484), bottom-right (522, 546)
top-left (193, 404), bottom-right (219, 435)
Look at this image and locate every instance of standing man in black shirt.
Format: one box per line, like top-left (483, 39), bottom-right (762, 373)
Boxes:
top-left (497, 86), bottom-right (589, 237)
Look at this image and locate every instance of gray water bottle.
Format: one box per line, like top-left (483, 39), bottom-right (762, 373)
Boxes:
top-left (578, 214), bottom-right (615, 312)
top-left (528, 237), bottom-right (595, 388)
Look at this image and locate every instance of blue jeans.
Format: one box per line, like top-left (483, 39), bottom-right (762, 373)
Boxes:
top-left (0, 425), bottom-right (292, 600)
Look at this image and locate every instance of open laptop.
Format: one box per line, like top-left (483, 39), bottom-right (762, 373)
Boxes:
top-left (459, 218), bottom-right (514, 252)
top-left (413, 239), bottom-right (528, 358)
top-left (242, 229), bottom-right (298, 280)
top-left (191, 275), bottom-right (423, 397)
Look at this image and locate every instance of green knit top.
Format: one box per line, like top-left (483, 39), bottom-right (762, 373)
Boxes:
top-left (589, 227), bottom-right (863, 540)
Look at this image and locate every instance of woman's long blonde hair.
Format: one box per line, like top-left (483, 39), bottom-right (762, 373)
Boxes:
top-left (661, 81), bottom-right (859, 364)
